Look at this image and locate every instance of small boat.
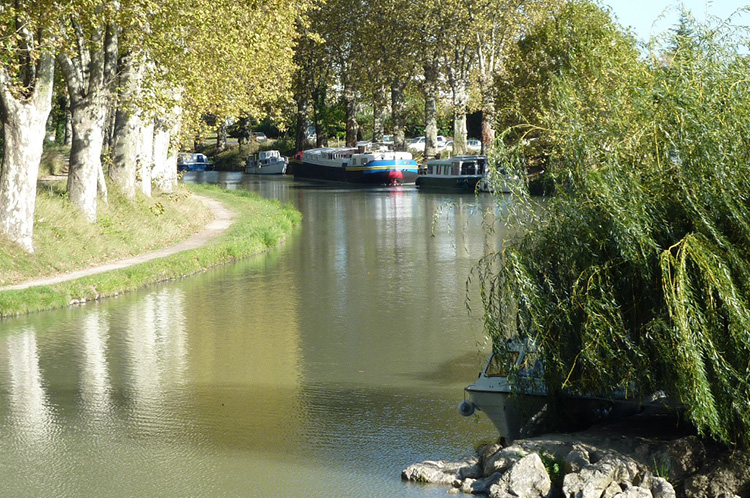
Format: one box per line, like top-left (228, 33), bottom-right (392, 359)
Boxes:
top-left (245, 150), bottom-right (287, 175)
top-left (459, 340), bottom-right (656, 442)
top-left (416, 155), bottom-right (487, 191)
top-left (177, 152), bottom-right (213, 172)
top-left (292, 144), bottom-right (418, 185)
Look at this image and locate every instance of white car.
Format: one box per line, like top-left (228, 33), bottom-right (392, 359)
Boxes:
top-left (467, 139), bottom-right (482, 152)
top-left (407, 136), bottom-right (447, 152)
top-left (444, 139), bottom-right (481, 152)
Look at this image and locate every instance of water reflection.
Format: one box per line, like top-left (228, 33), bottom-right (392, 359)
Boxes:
top-left (4, 328), bottom-right (56, 445)
top-left (0, 178), bottom-right (501, 497)
top-left (79, 311), bottom-right (112, 422)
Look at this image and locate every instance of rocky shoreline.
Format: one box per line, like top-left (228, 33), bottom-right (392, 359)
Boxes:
top-left (402, 413), bottom-right (750, 497)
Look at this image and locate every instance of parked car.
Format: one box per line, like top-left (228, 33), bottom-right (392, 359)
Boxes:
top-left (177, 152), bottom-right (213, 172)
top-left (381, 135), bottom-right (394, 144)
top-left (443, 139), bottom-right (481, 153)
top-left (253, 131), bottom-right (268, 142)
top-left (407, 136), bottom-right (447, 152)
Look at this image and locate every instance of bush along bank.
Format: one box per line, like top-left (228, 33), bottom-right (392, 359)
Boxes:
top-left (402, 414), bottom-right (750, 497)
top-left (0, 184), bottom-right (301, 317)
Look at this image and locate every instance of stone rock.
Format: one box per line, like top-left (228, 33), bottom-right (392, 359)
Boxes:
top-left (563, 452), bottom-right (644, 498)
top-left (483, 444), bottom-right (526, 476)
top-left (565, 445), bottom-right (592, 474)
top-left (649, 477), bottom-right (676, 498)
top-left (602, 481), bottom-right (624, 498)
top-left (636, 473), bottom-right (676, 498)
top-left (683, 451), bottom-right (750, 498)
top-left (479, 442), bottom-right (505, 462)
top-left (459, 473), bottom-right (503, 494)
top-left (401, 455), bottom-right (481, 485)
top-left (488, 453), bottom-right (552, 498)
top-left (612, 486), bottom-right (653, 498)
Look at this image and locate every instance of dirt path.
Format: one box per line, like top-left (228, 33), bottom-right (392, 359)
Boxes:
top-left (0, 195), bottom-right (235, 291)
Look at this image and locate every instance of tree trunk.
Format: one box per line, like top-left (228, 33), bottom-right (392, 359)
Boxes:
top-left (98, 159), bottom-right (108, 204)
top-left (451, 78), bottom-right (469, 156)
top-left (216, 121), bottom-right (227, 153)
top-left (423, 63), bottom-right (439, 161)
top-left (111, 53), bottom-right (144, 200)
top-left (152, 103), bottom-right (180, 194)
top-left (138, 119), bottom-right (155, 197)
top-left (63, 94), bottom-right (72, 146)
top-left (295, 94), bottom-right (309, 152)
top-left (480, 72), bottom-right (496, 156)
top-left (0, 57), bottom-right (55, 252)
top-left (312, 83), bottom-right (329, 147)
top-left (344, 84), bottom-right (358, 147)
top-left (391, 79), bottom-right (407, 151)
top-left (372, 84), bottom-right (387, 143)
top-left (67, 96), bottom-right (108, 223)
top-left (237, 116), bottom-right (252, 147)
top-left (58, 17), bottom-right (118, 223)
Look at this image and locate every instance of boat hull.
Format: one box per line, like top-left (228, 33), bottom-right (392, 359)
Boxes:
top-left (292, 160), bottom-right (418, 185)
top-left (465, 388), bottom-right (547, 441)
top-left (415, 174), bottom-right (483, 191)
top-left (245, 162), bottom-right (286, 175)
top-left (465, 386), bottom-right (644, 441)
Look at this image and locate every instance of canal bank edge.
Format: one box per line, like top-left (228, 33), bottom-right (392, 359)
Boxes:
top-left (0, 185), bottom-right (302, 318)
top-left (402, 413), bottom-right (750, 497)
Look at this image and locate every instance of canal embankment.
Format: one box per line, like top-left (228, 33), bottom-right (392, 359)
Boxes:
top-left (0, 183), bottom-right (301, 317)
top-left (403, 413), bottom-right (750, 497)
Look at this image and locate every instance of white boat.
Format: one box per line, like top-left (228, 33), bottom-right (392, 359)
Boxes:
top-left (459, 340), bottom-right (653, 442)
top-left (416, 155), bottom-right (488, 191)
top-left (292, 144), bottom-right (419, 185)
top-left (245, 150), bottom-right (287, 175)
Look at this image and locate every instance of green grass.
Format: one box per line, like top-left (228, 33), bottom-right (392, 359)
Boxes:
top-left (0, 183), bottom-right (301, 317)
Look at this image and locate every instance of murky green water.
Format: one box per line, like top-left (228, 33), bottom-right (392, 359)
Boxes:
top-left (0, 174), bottom-right (511, 497)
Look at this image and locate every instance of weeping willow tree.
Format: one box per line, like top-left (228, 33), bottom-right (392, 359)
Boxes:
top-left (482, 1), bottom-right (750, 447)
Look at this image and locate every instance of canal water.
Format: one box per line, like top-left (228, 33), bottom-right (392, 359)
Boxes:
top-left (0, 174), bottom-right (510, 497)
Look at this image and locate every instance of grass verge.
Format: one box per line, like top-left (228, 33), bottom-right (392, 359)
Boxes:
top-left (0, 183), bottom-right (301, 318)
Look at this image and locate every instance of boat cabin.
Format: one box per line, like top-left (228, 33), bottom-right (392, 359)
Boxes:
top-left (424, 155), bottom-right (487, 176)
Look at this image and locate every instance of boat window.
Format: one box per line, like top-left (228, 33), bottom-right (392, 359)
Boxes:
top-left (485, 352), bottom-right (518, 377)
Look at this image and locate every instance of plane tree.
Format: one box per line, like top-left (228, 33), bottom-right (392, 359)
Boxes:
top-left (56, 1), bottom-right (123, 222)
top-left (357, 0), bottom-right (420, 148)
top-left (439, 0), bottom-right (477, 156)
top-left (0, 1), bottom-right (63, 252)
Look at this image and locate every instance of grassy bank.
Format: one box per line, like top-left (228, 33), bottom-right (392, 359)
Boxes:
top-left (0, 183), bottom-right (301, 317)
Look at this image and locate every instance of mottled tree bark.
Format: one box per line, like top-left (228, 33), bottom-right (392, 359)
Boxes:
top-left (111, 51), bottom-right (143, 200)
top-left (451, 78), bottom-right (469, 156)
top-left (372, 84), bottom-right (388, 143)
top-left (153, 113), bottom-right (178, 194)
top-left (295, 94), bottom-right (309, 152)
top-left (0, 52), bottom-right (55, 253)
top-left (423, 62), bottom-right (439, 161)
top-left (216, 121), bottom-right (227, 153)
top-left (138, 119), bottom-right (154, 197)
top-left (391, 78), bottom-right (407, 151)
top-left (58, 19), bottom-right (118, 223)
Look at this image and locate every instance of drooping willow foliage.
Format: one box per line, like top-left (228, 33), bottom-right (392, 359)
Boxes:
top-left (481, 2), bottom-right (750, 447)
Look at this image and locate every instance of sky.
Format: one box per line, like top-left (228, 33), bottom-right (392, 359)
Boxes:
top-left (603, 0), bottom-right (749, 41)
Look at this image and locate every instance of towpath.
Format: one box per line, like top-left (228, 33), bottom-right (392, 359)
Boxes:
top-left (0, 195), bottom-right (235, 291)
